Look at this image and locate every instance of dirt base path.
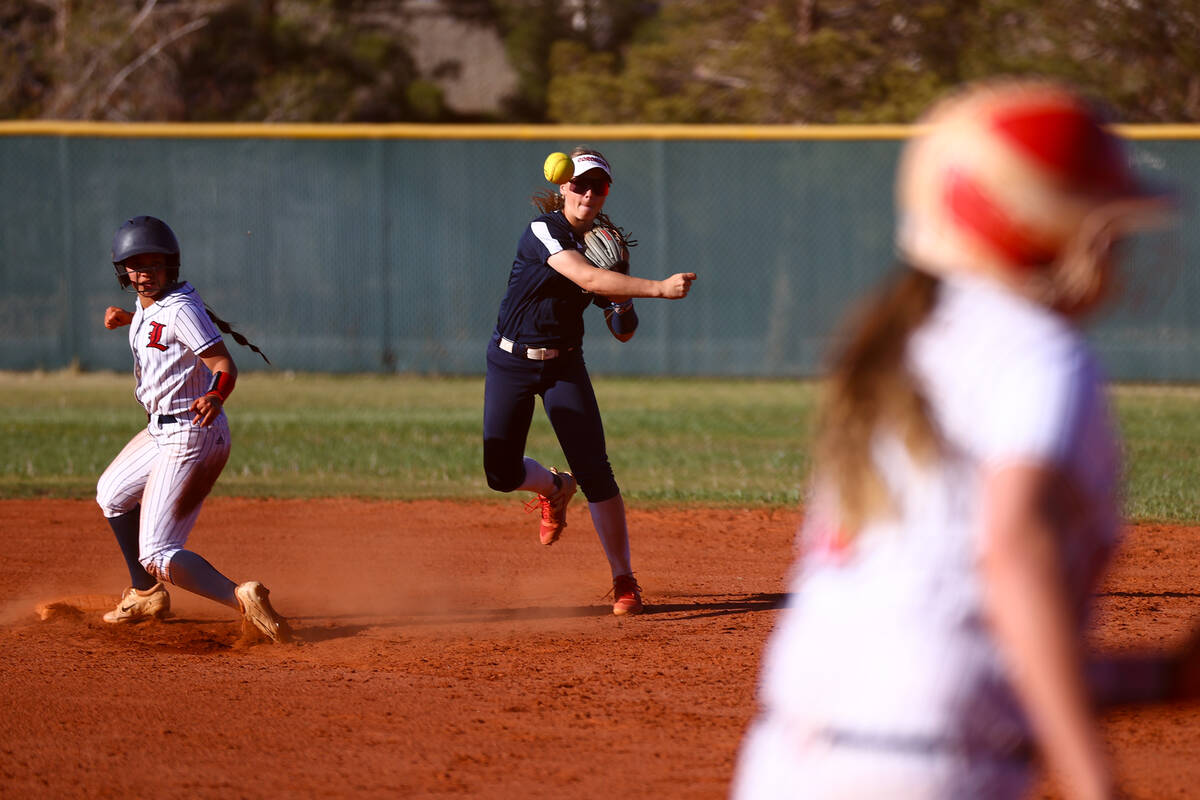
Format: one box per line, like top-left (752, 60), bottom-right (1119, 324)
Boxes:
top-left (1, 499), bottom-right (1197, 799)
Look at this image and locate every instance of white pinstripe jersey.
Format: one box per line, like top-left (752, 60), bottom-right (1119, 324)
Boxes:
top-left (126, 282), bottom-right (224, 416)
top-left (757, 275), bottom-right (1120, 751)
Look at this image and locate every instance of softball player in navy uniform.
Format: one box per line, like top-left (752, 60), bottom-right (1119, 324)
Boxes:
top-left (733, 80), bottom-right (1200, 800)
top-left (483, 148), bottom-right (696, 615)
top-left (96, 215), bottom-right (290, 643)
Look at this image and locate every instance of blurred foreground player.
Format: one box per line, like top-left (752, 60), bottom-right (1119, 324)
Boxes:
top-left (733, 79), bottom-right (1200, 800)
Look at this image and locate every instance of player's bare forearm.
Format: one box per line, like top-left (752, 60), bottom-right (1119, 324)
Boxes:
top-left (104, 306), bottom-right (133, 329)
top-left (190, 345), bottom-right (237, 426)
top-left (586, 269), bottom-right (695, 299)
top-left (979, 465), bottom-right (1112, 800)
top-left (198, 344), bottom-right (237, 384)
top-left (549, 250), bottom-right (695, 299)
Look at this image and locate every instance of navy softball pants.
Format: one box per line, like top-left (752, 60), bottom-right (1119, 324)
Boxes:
top-left (483, 342), bottom-right (619, 503)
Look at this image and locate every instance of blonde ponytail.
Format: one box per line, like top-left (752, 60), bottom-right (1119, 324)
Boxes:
top-left (814, 266), bottom-right (940, 533)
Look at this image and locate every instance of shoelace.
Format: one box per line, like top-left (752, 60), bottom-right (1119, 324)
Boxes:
top-left (523, 494), bottom-right (554, 519)
top-left (605, 578), bottom-right (642, 601)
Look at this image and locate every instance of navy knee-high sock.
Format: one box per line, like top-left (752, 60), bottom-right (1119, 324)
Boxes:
top-left (166, 550), bottom-right (239, 610)
top-left (106, 507), bottom-right (157, 591)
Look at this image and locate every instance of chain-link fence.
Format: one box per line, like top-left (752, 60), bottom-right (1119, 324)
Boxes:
top-left (2, 125), bottom-right (1196, 379)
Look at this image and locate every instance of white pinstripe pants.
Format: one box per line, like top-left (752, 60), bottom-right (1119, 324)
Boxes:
top-left (96, 414), bottom-right (231, 581)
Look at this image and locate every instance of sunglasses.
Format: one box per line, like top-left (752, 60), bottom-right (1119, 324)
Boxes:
top-left (567, 177), bottom-right (610, 196)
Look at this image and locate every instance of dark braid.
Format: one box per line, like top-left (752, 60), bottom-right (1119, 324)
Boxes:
top-left (204, 304), bottom-right (270, 364)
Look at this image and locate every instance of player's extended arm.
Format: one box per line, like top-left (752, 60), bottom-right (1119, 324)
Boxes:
top-left (548, 249), bottom-right (695, 299)
top-left (104, 306), bottom-right (133, 329)
top-left (189, 342), bottom-right (237, 427)
top-left (978, 463), bottom-right (1113, 800)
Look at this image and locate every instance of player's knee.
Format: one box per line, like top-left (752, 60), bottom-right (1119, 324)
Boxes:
top-left (483, 442), bottom-right (524, 492)
top-left (139, 548), bottom-right (179, 583)
top-left (575, 470), bottom-right (619, 504)
top-left (486, 468), bottom-right (523, 493)
top-left (96, 490), bottom-right (133, 519)
top-left (96, 481), bottom-right (117, 514)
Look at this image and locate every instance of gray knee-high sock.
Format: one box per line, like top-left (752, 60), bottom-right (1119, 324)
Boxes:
top-left (106, 506), bottom-right (157, 591)
top-left (166, 550), bottom-right (239, 610)
top-left (588, 494), bottom-right (633, 578)
top-left (517, 457), bottom-right (559, 496)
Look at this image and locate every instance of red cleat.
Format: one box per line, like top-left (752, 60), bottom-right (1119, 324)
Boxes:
top-left (611, 574), bottom-right (644, 616)
top-left (525, 468), bottom-right (577, 546)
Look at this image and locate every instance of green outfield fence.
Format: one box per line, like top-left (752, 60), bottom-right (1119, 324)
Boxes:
top-left (2, 121), bottom-right (1197, 379)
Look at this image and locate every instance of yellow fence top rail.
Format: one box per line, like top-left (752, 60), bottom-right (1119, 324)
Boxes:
top-left (2, 120), bottom-right (1198, 141)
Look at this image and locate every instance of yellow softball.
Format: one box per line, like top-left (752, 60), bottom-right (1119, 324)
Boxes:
top-left (543, 152), bottom-right (574, 184)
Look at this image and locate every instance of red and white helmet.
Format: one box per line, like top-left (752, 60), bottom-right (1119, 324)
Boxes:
top-left (896, 79), bottom-right (1173, 310)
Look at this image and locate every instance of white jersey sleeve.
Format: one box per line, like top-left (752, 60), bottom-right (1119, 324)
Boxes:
top-left (174, 296), bottom-right (222, 355)
top-left (529, 219), bottom-right (567, 257)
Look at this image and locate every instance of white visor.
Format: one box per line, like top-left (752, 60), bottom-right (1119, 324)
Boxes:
top-left (571, 153), bottom-right (612, 182)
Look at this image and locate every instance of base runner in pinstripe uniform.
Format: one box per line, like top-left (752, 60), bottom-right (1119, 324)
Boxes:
top-left (96, 215), bottom-right (290, 643)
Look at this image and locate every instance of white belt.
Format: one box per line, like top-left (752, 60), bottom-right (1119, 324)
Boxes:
top-left (498, 336), bottom-right (564, 360)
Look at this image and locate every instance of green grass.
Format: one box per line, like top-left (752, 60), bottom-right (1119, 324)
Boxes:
top-left (0, 371), bottom-right (816, 505)
top-left (1113, 385), bottom-right (1200, 522)
top-left (1, 371), bottom-right (1197, 521)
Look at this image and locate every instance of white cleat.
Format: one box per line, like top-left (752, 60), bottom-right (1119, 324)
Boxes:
top-left (235, 581), bottom-right (292, 644)
top-left (103, 583), bottom-right (171, 623)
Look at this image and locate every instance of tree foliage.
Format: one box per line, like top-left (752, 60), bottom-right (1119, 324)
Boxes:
top-left (545, 0), bottom-right (1200, 123)
top-left (0, 0), bottom-right (447, 122)
top-left (1, 0), bottom-right (1198, 123)
top-left (442, 0), bottom-right (657, 121)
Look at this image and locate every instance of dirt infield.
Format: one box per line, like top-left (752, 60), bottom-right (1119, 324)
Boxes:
top-left (1, 498), bottom-right (1198, 799)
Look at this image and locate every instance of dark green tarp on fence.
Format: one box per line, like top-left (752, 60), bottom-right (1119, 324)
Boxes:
top-left (2, 132), bottom-right (1195, 379)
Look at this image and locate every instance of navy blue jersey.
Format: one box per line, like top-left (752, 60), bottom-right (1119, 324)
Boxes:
top-left (493, 211), bottom-right (598, 349)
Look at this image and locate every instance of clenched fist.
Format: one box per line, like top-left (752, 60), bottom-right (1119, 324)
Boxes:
top-left (104, 306), bottom-right (133, 329)
top-left (659, 272), bottom-right (697, 299)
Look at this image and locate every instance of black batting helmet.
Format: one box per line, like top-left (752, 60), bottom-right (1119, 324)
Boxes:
top-left (111, 215), bottom-right (181, 289)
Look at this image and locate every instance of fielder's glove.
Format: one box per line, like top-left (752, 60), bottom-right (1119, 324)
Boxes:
top-left (583, 223), bottom-right (631, 275)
